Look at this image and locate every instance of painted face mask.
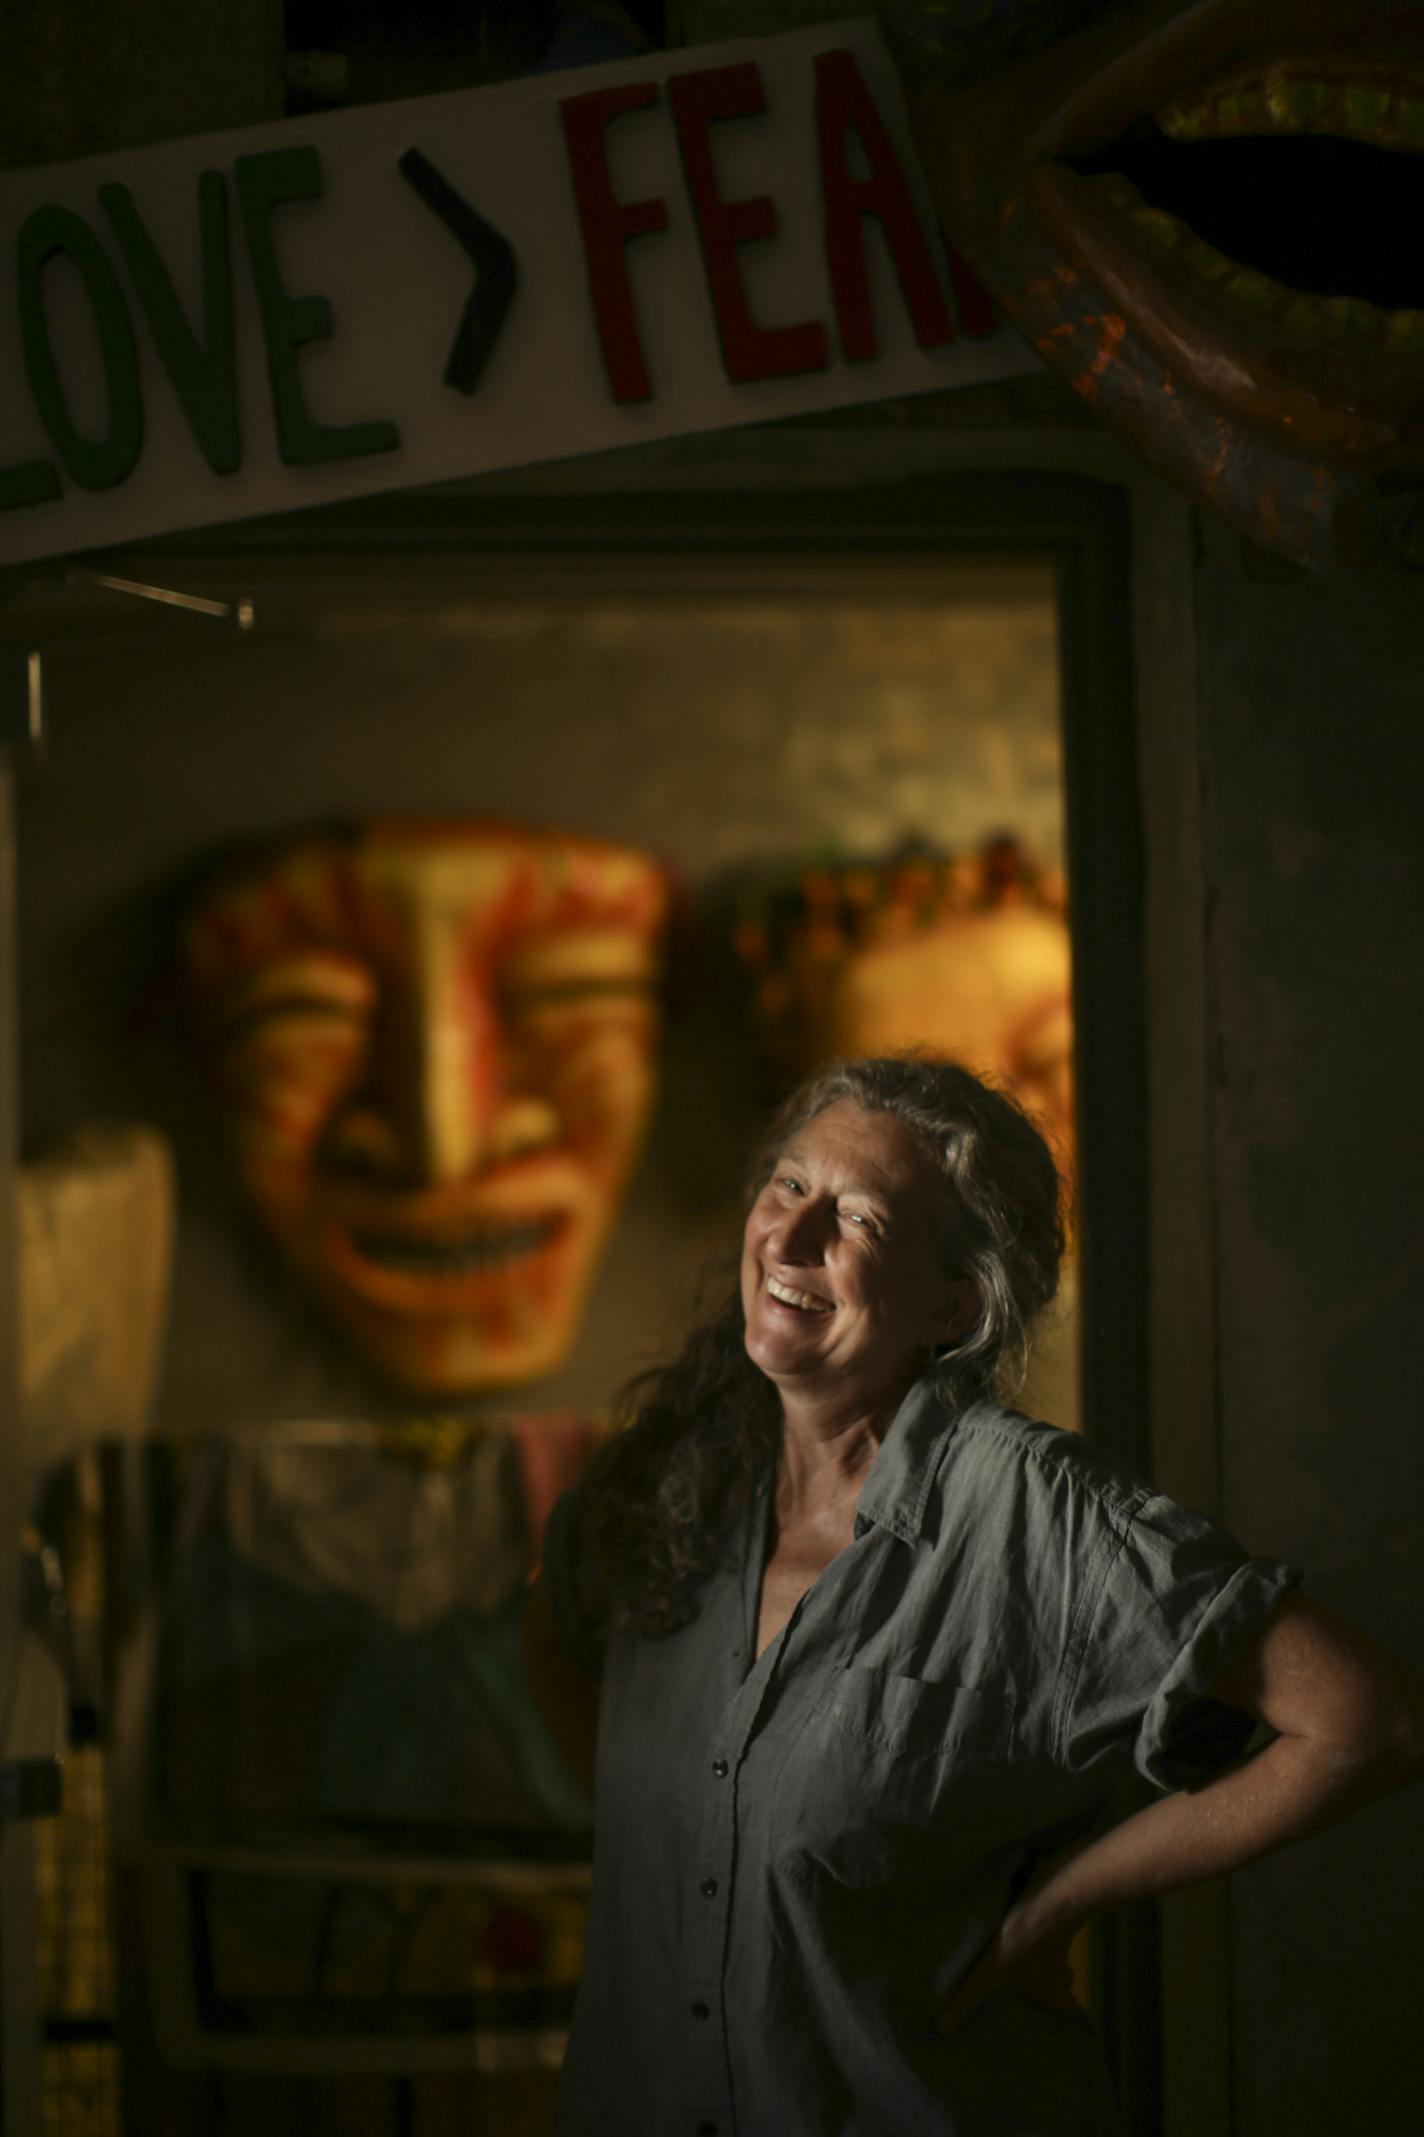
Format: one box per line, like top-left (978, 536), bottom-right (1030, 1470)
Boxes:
top-left (735, 837), bottom-right (1074, 1168)
top-left (178, 821), bottom-right (670, 1395)
top-left (880, 0), bottom-right (1424, 568)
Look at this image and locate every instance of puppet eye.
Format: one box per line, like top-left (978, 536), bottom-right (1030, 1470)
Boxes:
top-left (499, 928), bottom-right (660, 1020)
top-left (504, 976), bottom-right (654, 1006)
top-left (207, 954), bottom-right (375, 1042)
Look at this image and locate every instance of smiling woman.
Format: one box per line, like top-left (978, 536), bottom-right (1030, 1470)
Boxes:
top-left (525, 1053), bottom-right (1424, 2137)
top-left (740, 1103), bottom-right (968, 1405)
top-left (175, 817), bottom-right (670, 1394)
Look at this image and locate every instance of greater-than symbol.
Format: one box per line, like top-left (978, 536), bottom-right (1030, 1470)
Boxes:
top-left (398, 148), bottom-right (518, 395)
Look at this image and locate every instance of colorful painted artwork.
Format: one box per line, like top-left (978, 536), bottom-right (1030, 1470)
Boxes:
top-left (177, 821), bottom-right (671, 1395)
top-left (734, 836), bottom-right (1073, 1172)
top-left (161, 1412), bottom-right (600, 1833)
top-left (152, 1411), bottom-right (603, 2053)
top-left (880, 0), bottom-right (1424, 569)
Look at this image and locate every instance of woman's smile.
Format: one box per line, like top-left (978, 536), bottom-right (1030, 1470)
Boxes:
top-left (764, 1275), bottom-right (835, 1314)
top-left (741, 1100), bottom-right (963, 1397)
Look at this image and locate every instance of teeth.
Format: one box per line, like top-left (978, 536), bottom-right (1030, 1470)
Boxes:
top-left (1324, 293), bottom-right (1384, 334)
top-left (766, 1276), bottom-right (834, 1313)
top-left (1276, 288), bottom-right (1398, 341)
top-left (1343, 85), bottom-right (1390, 137)
top-left (1159, 103), bottom-right (1208, 142)
top-left (1284, 292), bottom-right (1329, 335)
top-left (1089, 171), bottom-right (1142, 213)
top-left (1131, 205), bottom-right (1183, 250)
top-left (1224, 268), bottom-right (1279, 309)
top-left (1386, 309), bottom-right (1424, 349)
top-left (1216, 88), bottom-right (1262, 132)
top-left (1160, 72), bottom-right (1424, 150)
top-left (1185, 237), bottom-right (1235, 282)
top-left (354, 1221), bottom-right (557, 1275)
top-left (1263, 79), bottom-right (1324, 130)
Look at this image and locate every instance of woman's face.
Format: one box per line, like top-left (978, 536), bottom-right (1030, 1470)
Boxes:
top-left (740, 1100), bottom-right (973, 1410)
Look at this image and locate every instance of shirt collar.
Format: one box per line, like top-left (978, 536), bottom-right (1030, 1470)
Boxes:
top-left (853, 1373), bottom-right (978, 1544)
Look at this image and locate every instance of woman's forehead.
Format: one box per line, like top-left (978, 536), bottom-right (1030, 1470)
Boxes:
top-left (779, 1102), bottom-right (939, 1201)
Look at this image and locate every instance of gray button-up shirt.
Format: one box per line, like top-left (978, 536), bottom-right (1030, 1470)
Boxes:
top-left (544, 1382), bottom-right (1298, 2137)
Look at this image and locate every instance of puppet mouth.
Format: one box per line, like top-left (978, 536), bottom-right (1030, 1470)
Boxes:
top-left (1064, 66), bottom-right (1424, 346)
top-left (349, 1216), bottom-right (563, 1277)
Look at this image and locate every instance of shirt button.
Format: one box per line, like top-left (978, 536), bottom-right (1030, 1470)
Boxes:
top-left (699, 1876), bottom-right (718, 1898)
top-left (711, 1759), bottom-right (728, 1779)
top-left (691, 2000), bottom-right (710, 2020)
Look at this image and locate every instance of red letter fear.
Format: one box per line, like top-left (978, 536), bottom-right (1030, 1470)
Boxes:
top-left (668, 62), bottom-right (828, 386)
top-left (814, 48), bottom-right (954, 362)
top-left (560, 80), bottom-right (669, 404)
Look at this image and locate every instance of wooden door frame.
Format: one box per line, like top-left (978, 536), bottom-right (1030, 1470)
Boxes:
top-left (45, 421), bottom-right (1220, 2136)
top-left (0, 746), bottom-right (45, 2137)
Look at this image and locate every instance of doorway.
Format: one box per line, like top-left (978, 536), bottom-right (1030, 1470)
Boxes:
top-left (13, 455), bottom-right (1153, 2136)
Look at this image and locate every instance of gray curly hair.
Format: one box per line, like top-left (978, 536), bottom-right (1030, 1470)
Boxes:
top-left (576, 1054), bottom-right (1067, 1638)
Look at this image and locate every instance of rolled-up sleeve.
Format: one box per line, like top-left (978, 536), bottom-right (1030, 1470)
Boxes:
top-left (1060, 1489), bottom-right (1301, 1791)
top-left (540, 1485), bottom-right (604, 1681)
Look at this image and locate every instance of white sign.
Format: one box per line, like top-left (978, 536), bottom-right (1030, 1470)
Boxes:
top-left (0, 17), bottom-right (1035, 566)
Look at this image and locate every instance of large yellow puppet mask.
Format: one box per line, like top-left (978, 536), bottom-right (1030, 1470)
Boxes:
top-left (736, 838), bottom-right (1074, 1170)
top-left (178, 821), bottom-right (670, 1396)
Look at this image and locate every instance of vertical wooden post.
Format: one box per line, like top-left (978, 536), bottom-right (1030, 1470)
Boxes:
top-left (1130, 485), bottom-right (1233, 2137)
top-left (0, 742), bottom-right (44, 2136)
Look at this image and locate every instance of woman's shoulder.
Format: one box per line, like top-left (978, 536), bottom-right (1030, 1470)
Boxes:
top-left (945, 1398), bottom-right (1154, 1526)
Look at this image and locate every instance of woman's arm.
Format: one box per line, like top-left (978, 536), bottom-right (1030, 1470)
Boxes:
top-left (937, 1593), bottom-right (1424, 2029)
top-left (522, 1570), bottom-right (601, 1803)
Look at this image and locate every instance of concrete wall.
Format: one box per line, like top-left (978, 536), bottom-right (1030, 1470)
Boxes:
top-left (1193, 522), bottom-right (1424, 2133)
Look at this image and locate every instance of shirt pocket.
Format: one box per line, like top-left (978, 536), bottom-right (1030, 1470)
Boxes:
top-left (769, 1665), bottom-right (1021, 1902)
top-left (816, 1665), bottom-right (1015, 1764)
